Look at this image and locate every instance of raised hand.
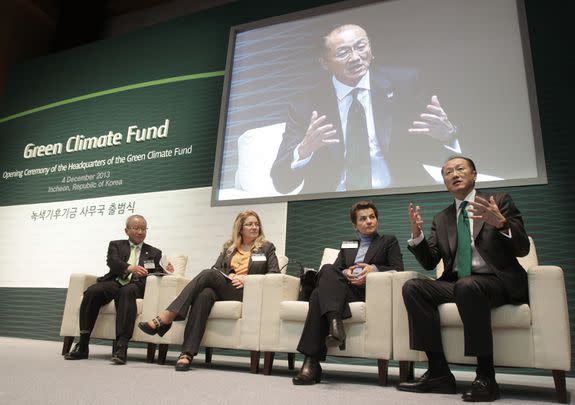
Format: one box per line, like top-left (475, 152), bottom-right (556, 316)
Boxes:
top-left (408, 95), bottom-right (456, 142)
top-left (297, 110), bottom-right (338, 159)
top-left (468, 195), bottom-right (507, 229)
top-left (408, 202), bottom-right (424, 238)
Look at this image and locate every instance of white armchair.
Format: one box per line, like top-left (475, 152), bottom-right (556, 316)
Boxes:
top-left (140, 255), bottom-right (289, 373)
top-left (59, 255), bottom-right (188, 361)
top-left (392, 237), bottom-right (571, 403)
top-left (259, 248), bottom-right (395, 385)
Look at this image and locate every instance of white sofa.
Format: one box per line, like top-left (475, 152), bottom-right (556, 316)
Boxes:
top-left (259, 248), bottom-right (395, 385)
top-left (139, 255), bottom-right (289, 373)
top-left (217, 123), bottom-right (303, 200)
top-left (59, 255), bottom-right (188, 362)
top-left (392, 237), bottom-right (571, 403)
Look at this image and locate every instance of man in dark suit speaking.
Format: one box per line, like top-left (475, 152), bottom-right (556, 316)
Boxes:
top-left (64, 214), bottom-right (172, 364)
top-left (271, 23), bottom-right (458, 194)
top-left (397, 156), bottom-right (530, 402)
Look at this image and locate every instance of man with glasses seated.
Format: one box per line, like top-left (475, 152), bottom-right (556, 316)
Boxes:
top-left (64, 214), bottom-right (171, 364)
top-left (271, 23), bottom-right (458, 194)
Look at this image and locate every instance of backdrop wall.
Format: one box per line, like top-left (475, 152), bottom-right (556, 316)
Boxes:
top-left (0, 0), bottom-right (572, 376)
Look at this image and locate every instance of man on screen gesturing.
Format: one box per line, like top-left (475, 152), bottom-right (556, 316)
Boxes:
top-left (271, 24), bottom-right (458, 194)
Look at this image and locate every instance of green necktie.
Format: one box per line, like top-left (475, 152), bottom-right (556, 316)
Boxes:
top-left (456, 201), bottom-right (472, 278)
top-left (118, 244), bottom-right (138, 286)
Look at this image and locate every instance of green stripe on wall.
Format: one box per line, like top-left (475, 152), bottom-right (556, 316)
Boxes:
top-left (0, 71), bottom-right (225, 124)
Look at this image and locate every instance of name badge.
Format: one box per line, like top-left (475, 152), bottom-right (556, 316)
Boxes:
top-left (143, 260), bottom-right (156, 270)
top-left (341, 240), bottom-right (359, 249)
top-left (251, 253), bottom-right (267, 262)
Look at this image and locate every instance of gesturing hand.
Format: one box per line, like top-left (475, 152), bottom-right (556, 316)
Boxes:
top-left (408, 202), bottom-right (424, 238)
top-left (128, 265), bottom-right (148, 277)
top-left (468, 196), bottom-right (507, 229)
top-left (408, 95), bottom-right (456, 142)
top-left (297, 111), bottom-right (338, 159)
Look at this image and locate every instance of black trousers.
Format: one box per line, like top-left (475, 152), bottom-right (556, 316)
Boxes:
top-left (402, 274), bottom-right (509, 357)
top-left (167, 269), bottom-right (243, 355)
top-left (79, 279), bottom-right (145, 344)
top-left (296, 264), bottom-right (365, 360)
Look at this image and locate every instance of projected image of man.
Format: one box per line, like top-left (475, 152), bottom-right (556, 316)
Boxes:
top-left (271, 24), bottom-right (457, 194)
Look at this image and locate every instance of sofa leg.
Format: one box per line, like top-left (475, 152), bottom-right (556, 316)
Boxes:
top-left (205, 347), bottom-right (212, 363)
top-left (263, 352), bottom-right (274, 375)
top-left (146, 344), bottom-right (157, 363)
top-left (552, 370), bottom-right (568, 403)
top-left (287, 352), bottom-right (295, 370)
top-left (250, 351), bottom-right (260, 374)
top-left (399, 361), bottom-right (414, 383)
top-left (62, 336), bottom-right (74, 355)
top-left (158, 344), bottom-right (168, 365)
top-left (377, 359), bottom-right (389, 386)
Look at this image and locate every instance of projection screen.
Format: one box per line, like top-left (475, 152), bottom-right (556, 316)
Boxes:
top-left (212, 0), bottom-right (545, 205)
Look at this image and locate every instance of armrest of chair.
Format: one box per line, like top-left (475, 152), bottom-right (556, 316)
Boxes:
top-left (141, 274), bottom-right (192, 321)
top-left (364, 271), bottom-right (394, 357)
top-left (527, 265), bottom-right (571, 370)
top-left (240, 274), bottom-right (266, 349)
top-left (259, 273), bottom-right (300, 350)
top-left (60, 273), bottom-right (98, 336)
top-left (392, 271), bottom-right (430, 361)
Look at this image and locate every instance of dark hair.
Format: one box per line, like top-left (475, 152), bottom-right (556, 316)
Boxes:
top-left (316, 23), bottom-right (371, 56)
top-left (441, 155), bottom-right (477, 175)
top-left (350, 200), bottom-right (378, 224)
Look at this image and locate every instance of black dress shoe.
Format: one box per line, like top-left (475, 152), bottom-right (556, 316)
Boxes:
top-left (64, 343), bottom-right (89, 360)
top-left (325, 315), bottom-right (346, 350)
top-left (111, 344), bottom-right (128, 365)
top-left (292, 356), bottom-right (322, 385)
top-left (397, 370), bottom-right (457, 394)
top-left (462, 376), bottom-right (500, 402)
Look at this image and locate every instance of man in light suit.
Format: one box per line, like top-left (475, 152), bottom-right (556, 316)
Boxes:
top-left (271, 23), bottom-right (457, 194)
top-left (65, 214), bottom-right (172, 364)
top-left (293, 200), bottom-right (404, 385)
top-left (397, 156), bottom-right (529, 402)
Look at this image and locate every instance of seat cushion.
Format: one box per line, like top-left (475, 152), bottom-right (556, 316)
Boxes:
top-left (208, 301), bottom-right (243, 319)
top-left (439, 303), bottom-right (531, 328)
top-left (279, 301), bottom-right (366, 323)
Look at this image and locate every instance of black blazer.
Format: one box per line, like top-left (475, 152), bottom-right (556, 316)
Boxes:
top-left (271, 65), bottom-right (451, 194)
top-left (97, 239), bottom-right (163, 282)
top-left (212, 241), bottom-right (280, 275)
top-left (333, 233), bottom-right (405, 279)
top-left (408, 191), bottom-right (530, 303)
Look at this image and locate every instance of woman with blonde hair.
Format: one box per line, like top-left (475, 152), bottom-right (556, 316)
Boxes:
top-left (138, 210), bottom-right (279, 371)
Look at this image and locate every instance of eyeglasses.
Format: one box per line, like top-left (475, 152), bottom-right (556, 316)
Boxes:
top-left (330, 39), bottom-right (370, 62)
top-left (243, 222), bottom-right (260, 228)
top-left (127, 226), bottom-right (148, 232)
top-left (443, 166), bottom-right (468, 178)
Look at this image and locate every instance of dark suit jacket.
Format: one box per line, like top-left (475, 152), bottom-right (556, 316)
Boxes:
top-left (271, 66), bottom-right (451, 194)
top-left (212, 241), bottom-right (280, 275)
top-left (97, 239), bottom-right (163, 283)
top-left (333, 233), bottom-right (405, 279)
top-left (408, 191), bottom-right (530, 303)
